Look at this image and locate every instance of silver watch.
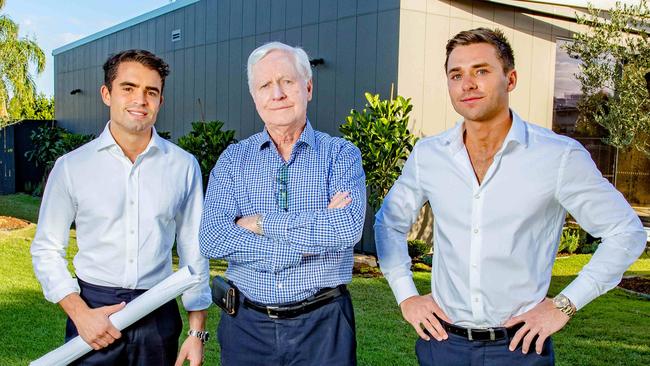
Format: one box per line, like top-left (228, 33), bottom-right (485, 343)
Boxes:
top-left (187, 329), bottom-right (209, 344)
top-left (553, 294), bottom-right (576, 318)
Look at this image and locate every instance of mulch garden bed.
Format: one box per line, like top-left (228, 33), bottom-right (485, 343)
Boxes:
top-left (0, 216), bottom-right (30, 230)
top-left (618, 277), bottom-right (650, 296)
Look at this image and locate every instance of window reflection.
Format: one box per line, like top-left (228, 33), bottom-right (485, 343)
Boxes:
top-left (552, 38), bottom-right (650, 211)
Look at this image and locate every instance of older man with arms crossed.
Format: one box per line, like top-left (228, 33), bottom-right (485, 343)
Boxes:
top-left (375, 28), bottom-right (646, 365)
top-left (31, 49), bottom-right (211, 365)
top-left (199, 42), bottom-right (366, 365)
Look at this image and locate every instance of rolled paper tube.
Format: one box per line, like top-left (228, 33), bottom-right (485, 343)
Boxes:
top-left (30, 266), bottom-right (201, 366)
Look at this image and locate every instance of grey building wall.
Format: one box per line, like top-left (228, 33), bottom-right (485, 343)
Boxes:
top-left (54, 0), bottom-right (400, 141)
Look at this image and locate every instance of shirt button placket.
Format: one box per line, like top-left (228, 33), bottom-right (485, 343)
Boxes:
top-left (469, 188), bottom-right (484, 320)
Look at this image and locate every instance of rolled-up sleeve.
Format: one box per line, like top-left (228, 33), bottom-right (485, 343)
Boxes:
top-left (374, 143), bottom-right (427, 305)
top-left (556, 142), bottom-right (646, 310)
top-left (30, 157), bottom-right (80, 304)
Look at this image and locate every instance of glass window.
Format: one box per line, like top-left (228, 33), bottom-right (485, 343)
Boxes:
top-left (552, 38), bottom-right (650, 209)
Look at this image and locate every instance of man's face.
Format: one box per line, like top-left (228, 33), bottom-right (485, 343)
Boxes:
top-left (446, 43), bottom-right (516, 123)
top-left (250, 50), bottom-right (312, 130)
top-left (101, 61), bottom-right (163, 135)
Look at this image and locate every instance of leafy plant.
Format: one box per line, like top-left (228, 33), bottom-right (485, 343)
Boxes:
top-left (157, 130), bottom-right (172, 140)
top-left (407, 239), bottom-right (432, 259)
top-left (25, 124), bottom-right (94, 195)
top-left (177, 120), bottom-right (237, 188)
top-left (565, 0), bottom-right (650, 156)
top-left (558, 227), bottom-right (581, 254)
top-left (339, 92), bottom-right (417, 211)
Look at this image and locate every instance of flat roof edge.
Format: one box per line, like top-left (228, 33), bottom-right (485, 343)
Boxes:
top-left (52, 0), bottom-right (200, 56)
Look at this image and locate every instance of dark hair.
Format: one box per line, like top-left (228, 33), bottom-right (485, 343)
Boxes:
top-left (102, 49), bottom-right (170, 92)
top-left (445, 28), bottom-right (515, 73)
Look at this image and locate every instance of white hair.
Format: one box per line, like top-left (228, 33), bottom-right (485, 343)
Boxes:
top-left (247, 42), bottom-right (312, 93)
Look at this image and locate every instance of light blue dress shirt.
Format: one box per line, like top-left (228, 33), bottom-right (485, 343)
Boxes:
top-left (199, 122), bottom-right (366, 304)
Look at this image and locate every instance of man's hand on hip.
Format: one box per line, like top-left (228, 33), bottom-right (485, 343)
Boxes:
top-left (503, 297), bottom-right (570, 355)
top-left (175, 336), bottom-right (204, 366)
top-left (399, 293), bottom-right (450, 341)
top-left (60, 293), bottom-right (125, 350)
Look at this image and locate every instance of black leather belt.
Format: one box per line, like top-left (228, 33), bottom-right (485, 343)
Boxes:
top-left (243, 285), bottom-right (347, 319)
top-left (435, 315), bottom-right (522, 342)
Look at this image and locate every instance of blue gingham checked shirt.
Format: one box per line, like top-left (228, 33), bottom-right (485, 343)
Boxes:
top-left (199, 121), bottom-right (366, 304)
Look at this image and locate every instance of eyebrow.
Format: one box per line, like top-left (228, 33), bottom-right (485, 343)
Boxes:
top-left (447, 62), bottom-right (492, 75)
top-left (118, 81), bottom-right (160, 94)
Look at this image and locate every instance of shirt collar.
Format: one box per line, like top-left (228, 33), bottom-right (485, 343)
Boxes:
top-left (96, 121), bottom-right (167, 154)
top-left (257, 119), bottom-right (316, 150)
top-left (445, 109), bottom-right (528, 154)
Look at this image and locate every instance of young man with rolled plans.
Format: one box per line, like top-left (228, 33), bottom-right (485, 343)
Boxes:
top-left (375, 28), bottom-right (646, 365)
top-left (31, 49), bottom-right (211, 366)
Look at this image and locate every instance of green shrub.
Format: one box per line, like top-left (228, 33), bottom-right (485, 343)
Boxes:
top-left (25, 124), bottom-right (94, 195)
top-left (339, 92), bottom-right (417, 211)
top-left (420, 253), bottom-right (432, 267)
top-left (177, 120), bottom-right (237, 188)
top-left (407, 239), bottom-right (431, 259)
top-left (558, 227), bottom-right (581, 254)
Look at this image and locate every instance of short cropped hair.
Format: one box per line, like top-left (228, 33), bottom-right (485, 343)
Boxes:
top-left (445, 28), bottom-right (515, 73)
top-left (103, 49), bottom-right (170, 92)
top-left (247, 42), bottom-right (312, 93)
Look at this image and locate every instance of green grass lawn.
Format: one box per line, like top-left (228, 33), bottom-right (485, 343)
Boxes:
top-left (1, 194), bottom-right (649, 365)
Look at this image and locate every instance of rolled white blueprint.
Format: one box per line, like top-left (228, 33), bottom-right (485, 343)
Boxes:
top-left (30, 266), bottom-right (201, 366)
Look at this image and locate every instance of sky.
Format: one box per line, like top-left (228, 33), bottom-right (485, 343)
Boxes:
top-left (2, 0), bottom-right (172, 97)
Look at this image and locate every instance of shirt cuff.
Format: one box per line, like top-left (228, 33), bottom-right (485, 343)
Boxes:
top-left (560, 275), bottom-right (599, 311)
top-left (389, 275), bottom-right (420, 305)
top-left (263, 212), bottom-right (291, 241)
top-left (46, 280), bottom-right (81, 304)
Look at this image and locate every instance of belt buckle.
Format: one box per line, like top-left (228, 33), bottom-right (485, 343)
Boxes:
top-left (266, 306), bottom-right (280, 319)
top-left (467, 328), bottom-right (496, 341)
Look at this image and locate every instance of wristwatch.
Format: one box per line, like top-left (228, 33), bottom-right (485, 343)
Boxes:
top-left (255, 214), bottom-right (264, 235)
top-left (553, 294), bottom-right (576, 318)
top-left (187, 329), bottom-right (210, 344)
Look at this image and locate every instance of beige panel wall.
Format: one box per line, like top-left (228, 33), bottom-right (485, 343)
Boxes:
top-left (397, 0), bottom-right (585, 137)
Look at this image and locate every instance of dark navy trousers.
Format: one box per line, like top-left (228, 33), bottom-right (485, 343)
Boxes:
top-left (416, 331), bottom-right (555, 366)
top-left (218, 290), bottom-right (357, 366)
top-left (65, 278), bottom-right (182, 366)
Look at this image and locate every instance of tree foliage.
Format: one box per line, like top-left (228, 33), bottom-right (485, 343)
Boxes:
top-left (339, 92), bottom-right (417, 211)
top-left (0, 2), bottom-right (46, 127)
top-left (8, 92), bottom-right (54, 120)
top-left (565, 0), bottom-right (650, 155)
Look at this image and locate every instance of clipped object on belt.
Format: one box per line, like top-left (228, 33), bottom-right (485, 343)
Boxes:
top-left (30, 266), bottom-right (202, 366)
top-left (211, 275), bottom-right (239, 316)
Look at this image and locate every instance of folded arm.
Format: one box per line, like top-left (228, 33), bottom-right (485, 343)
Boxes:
top-left (261, 143), bottom-right (367, 254)
top-left (198, 147), bottom-right (302, 272)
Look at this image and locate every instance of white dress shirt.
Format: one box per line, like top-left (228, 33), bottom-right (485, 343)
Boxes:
top-left (31, 122), bottom-right (211, 311)
top-left (375, 111), bottom-right (646, 328)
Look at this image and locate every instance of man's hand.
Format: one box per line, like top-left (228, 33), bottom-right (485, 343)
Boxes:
top-left (175, 336), bottom-right (204, 366)
top-left (328, 192), bottom-right (352, 209)
top-left (503, 298), bottom-right (570, 354)
top-left (235, 215), bottom-right (261, 234)
top-left (399, 294), bottom-right (450, 341)
top-left (60, 293), bottom-right (125, 350)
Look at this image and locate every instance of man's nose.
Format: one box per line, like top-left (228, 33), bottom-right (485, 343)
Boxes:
top-left (462, 75), bottom-right (477, 91)
top-left (271, 83), bottom-right (285, 100)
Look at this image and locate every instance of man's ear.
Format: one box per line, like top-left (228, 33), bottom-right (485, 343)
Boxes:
top-left (506, 69), bottom-right (517, 92)
top-left (306, 78), bottom-right (313, 101)
top-left (100, 85), bottom-right (111, 107)
top-left (159, 94), bottom-right (164, 107)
